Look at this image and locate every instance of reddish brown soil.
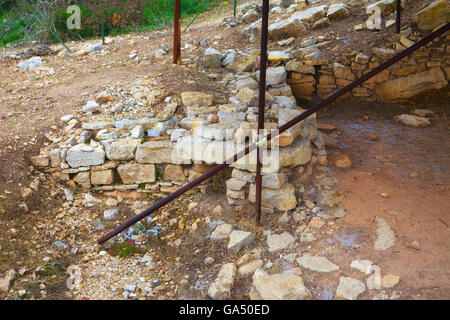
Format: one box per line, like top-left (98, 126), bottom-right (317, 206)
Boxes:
top-left (0, 0), bottom-right (448, 300)
top-left (310, 98), bottom-right (450, 300)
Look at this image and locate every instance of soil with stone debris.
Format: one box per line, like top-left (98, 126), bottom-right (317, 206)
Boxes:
top-left (1, 0), bottom-right (449, 300)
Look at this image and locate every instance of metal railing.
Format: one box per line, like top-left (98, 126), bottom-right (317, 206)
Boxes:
top-left (98, 0), bottom-right (449, 244)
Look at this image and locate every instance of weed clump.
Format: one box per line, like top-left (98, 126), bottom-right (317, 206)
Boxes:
top-left (109, 242), bottom-right (137, 258)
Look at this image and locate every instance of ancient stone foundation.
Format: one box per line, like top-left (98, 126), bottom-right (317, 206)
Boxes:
top-left (32, 68), bottom-right (327, 214)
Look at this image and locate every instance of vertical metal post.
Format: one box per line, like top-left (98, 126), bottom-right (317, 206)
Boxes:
top-left (98, 23), bottom-right (450, 245)
top-left (255, 0), bottom-right (270, 224)
top-left (234, 0), bottom-right (237, 17)
top-left (396, 0), bottom-right (401, 33)
top-left (101, 0), bottom-right (105, 45)
top-left (173, 0), bottom-right (181, 65)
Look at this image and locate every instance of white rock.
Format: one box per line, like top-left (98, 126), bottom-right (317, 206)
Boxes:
top-left (207, 263), bottom-right (236, 299)
top-left (131, 125), bottom-right (145, 139)
top-left (268, 17), bottom-right (307, 40)
top-left (238, 260), bottom-right (264, 277)
top-left (226, 178), bottom-right (248, 191)
top-left (235, 77), bottom-right (259, 91)
top-left (210, 223), bottom-right (233, 241)
top-left (297, 255), bottom-right (339, 272)
top-left (104, 208), bottom-right (118, 220)
top-left (18, 57), bottom-right (43, 71)
top-left (64, 189), bottom-right (74, 202)
top-left (267, 232), bottom-right (295, 252)
top-left (203, 48), bottom-right (222, 68)
top-left (213, 205), bottom-right (225, 215)
top-left (0, 269), bottom-right (16, 292)
top-left (102, 138), bottom-right (142, 161)
top-left (61, 114), bottom-right (75, 122)
top-left (336, 276), bottom-right (366, 300)
top-left (374, 217), bottom-right (396, 251)
top-left (274, 95), bottom-right (296, 109)
top-left (228, 230), bottom-right (254, 254)
top-left (249, 268), bottom-right (311, 300)
top-left (171, 128), bottom-right (189, 142)
top-left (394, 114), bottom-right (431, 127)
top-left (66, 144), bottom-right (105, 168)
top-left (350, 260), bottom-right (374, 275)
top-left (82, 100), bottom-right (100, 112)
top-left (257, 66), bottom-right (287, 86)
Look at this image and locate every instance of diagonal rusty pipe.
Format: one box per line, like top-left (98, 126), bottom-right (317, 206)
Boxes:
top-left (255, 0), bottom-right (270, 225)
top-left (98, 23), bottom-right (450, 245)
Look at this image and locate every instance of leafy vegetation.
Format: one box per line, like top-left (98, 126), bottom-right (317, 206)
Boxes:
top-left (0, 0), bottom-right (219, 46)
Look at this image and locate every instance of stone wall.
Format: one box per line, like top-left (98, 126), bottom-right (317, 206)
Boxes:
top-left (236, 0), bottom-right (450, 103)
top-left (287, 31), bottom-right (450, 102)
top-left (30, 0), bottom-right (449, 214)
top-left (31, 69), bottom-right (328, 214)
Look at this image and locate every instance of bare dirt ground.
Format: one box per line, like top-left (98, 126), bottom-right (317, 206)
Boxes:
top-left (0, 0), bottom-right (449, 300)
top-left (314, 97), bottom-right (450, 300)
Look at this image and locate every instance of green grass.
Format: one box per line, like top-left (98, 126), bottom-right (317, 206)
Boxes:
top-left (0, 11), bottom-right (26, 45)
top-left (0, 0), bottom-right (221, 46)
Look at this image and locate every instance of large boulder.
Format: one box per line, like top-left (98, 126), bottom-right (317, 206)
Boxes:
top-left (249, 269), bottom-right (312, 300)
top-left (375, 68), bottom-right (448, 101)
top-left (412, 0), bottom-right (450, 31)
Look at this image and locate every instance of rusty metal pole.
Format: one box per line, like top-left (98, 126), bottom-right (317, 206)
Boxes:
top-left (98, 23), bottom-right (450, 245)
top-left (173, 0), bottom-right (181, 65)
top-left (255, 0), bottom-right (270, 225)
top-left (396, 0), bottom-right (401, 33)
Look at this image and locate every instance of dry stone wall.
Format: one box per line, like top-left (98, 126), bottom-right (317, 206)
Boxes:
top-left (30, 0), bottom-right (449, 216)
top-left (237, 0), bottom-right (450, 102)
